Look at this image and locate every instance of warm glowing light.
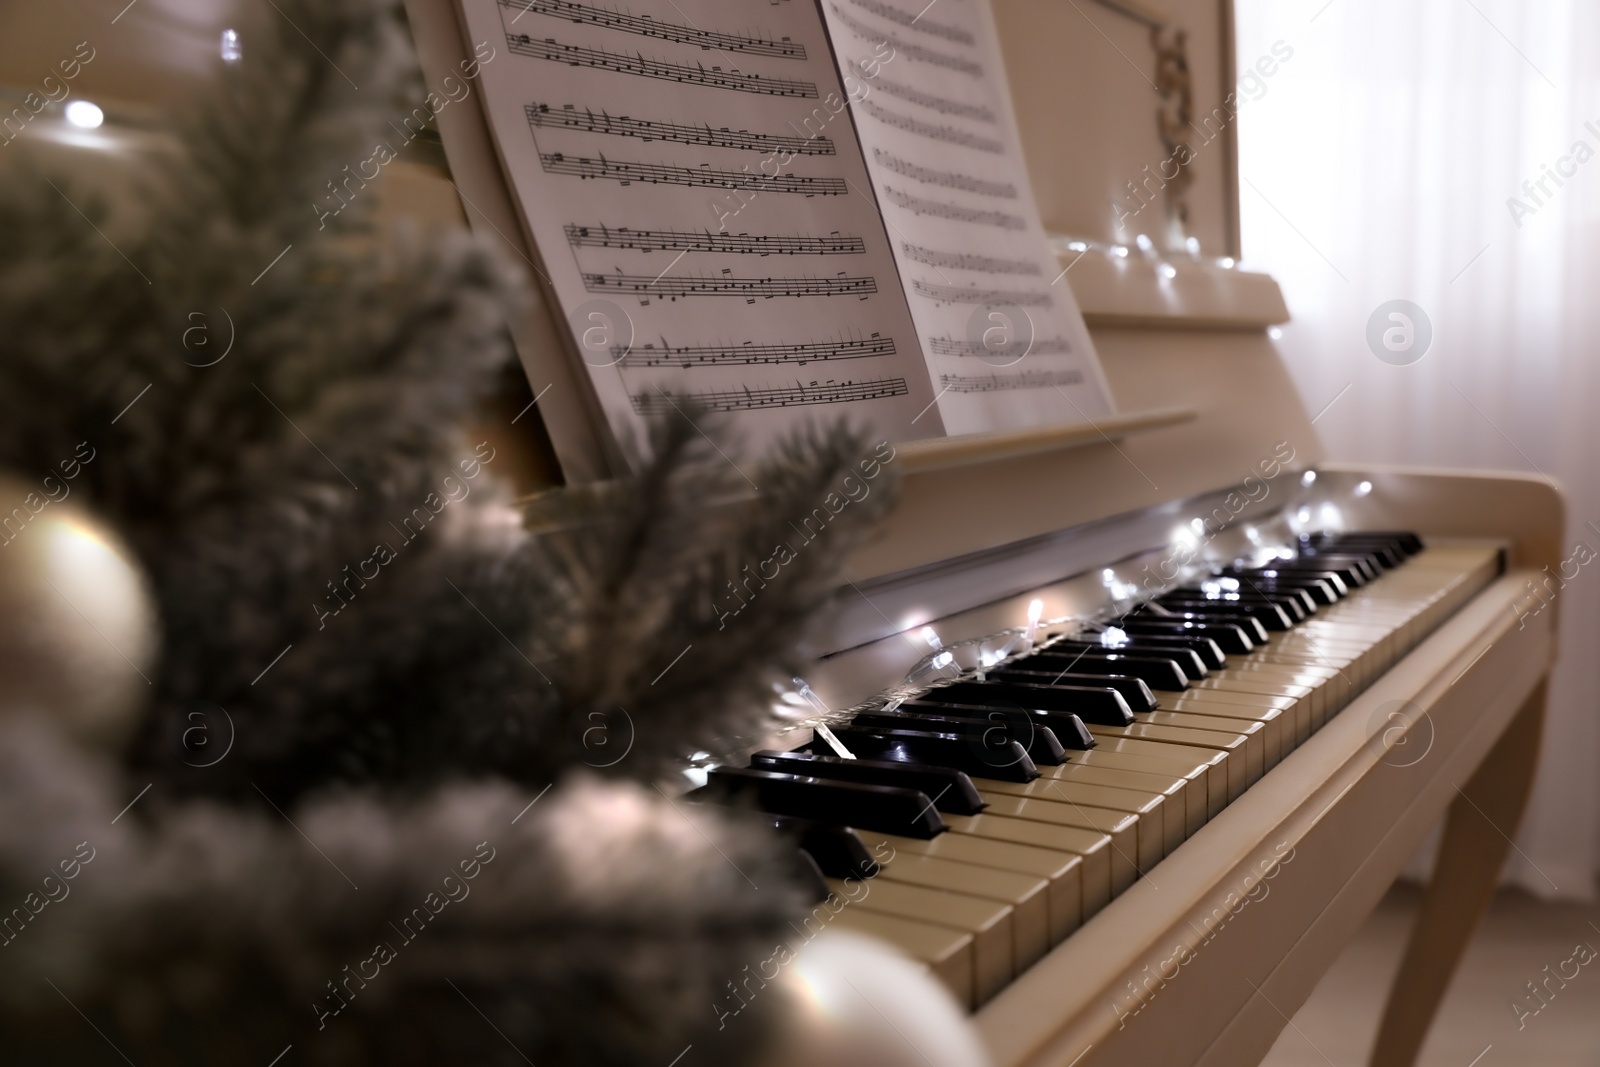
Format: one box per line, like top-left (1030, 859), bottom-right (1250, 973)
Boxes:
top-left (65, 101), bottom-right (103, 129)
top-left (1027, 598), bottom-right (1044, 624)
top-left (1356, 480), bottom-right (1373, 497)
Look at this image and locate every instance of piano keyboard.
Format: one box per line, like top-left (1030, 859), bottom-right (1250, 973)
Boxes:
top-left (691, 531), bottom-right (1505, 1009)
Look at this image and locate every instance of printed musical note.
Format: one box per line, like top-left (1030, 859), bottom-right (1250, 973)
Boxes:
top-left (566, 224), bottom-right (865, 256)
top-left (872, 149), bottom-right (1016, 198)
top-left (541, 152), bottom-right (846, 195)
top-left (938, 370), bottom-right (1087, 392)
top-left (585, 272), bottom-right (877, 298)
top-left (871, 75), bottom-right (996, 123)
top-left (506, 34), bottom-right (819, 96)
top-left (827, 5), bottom-right (982, 76)
top-left (900, 243), bottom-right (1041, 275)
top-left (499, 0), bottom-right (807, 59)
top-left (930, 335), bottom-right (1072, 357)
top-left (857, 100), bottom-right (1003, 153)
top-left (620, 334), bottom-right (896, 368)
top-left (841, 0), bottom-right (973, 45)
top-left (883, 187), bottom-right (1025, 228)
top-left (527, 103), bottom-right (835, 154)
top-left (631, 377), bottom-right (910, 413)
top-left (911, 279), bottom-right (1053, 307)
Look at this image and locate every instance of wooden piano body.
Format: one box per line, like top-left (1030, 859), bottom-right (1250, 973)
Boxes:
top-left (397, 0), bottom-right (1564, 1062)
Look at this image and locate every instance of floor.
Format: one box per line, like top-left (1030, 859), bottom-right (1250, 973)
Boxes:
top-left (1259, 884), bottom-right (1600, 1067)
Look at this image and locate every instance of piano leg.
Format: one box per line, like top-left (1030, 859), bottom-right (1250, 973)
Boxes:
top-left (1368, 679), bottom-right (1547, 1067)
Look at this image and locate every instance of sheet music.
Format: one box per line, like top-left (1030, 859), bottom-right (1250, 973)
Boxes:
top-left (820, 0), bottom-right (1117, 434)
top-left (455, 0), bottom-right (946, 453)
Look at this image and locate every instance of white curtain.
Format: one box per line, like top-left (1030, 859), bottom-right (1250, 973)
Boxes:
top-left (1235, 0), bottom-right (1600, 899)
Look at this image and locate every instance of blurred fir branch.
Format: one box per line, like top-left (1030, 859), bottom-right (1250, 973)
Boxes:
top-left (0, 0), bottom-right (897, 800)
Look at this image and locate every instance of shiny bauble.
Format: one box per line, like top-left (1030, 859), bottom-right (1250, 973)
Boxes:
top-left (0, 473), bottom-right (158, 750)
top-left (761, 929), bottom-right (992, 1067)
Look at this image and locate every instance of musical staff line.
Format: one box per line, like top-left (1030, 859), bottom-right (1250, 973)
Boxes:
top-left (631, 377), bottom-right (910, 413)
top-left (911, 279), bottom-right (1053, 306)
top-left (585, 272), bottom-right (878, 298)
top-left (501, 0), bottom-right (807, 58)
top-left (858, 100), bottom-right (1003, 153)
top-left (842, 0), bottom-right (973, 44)
top-left (901, 243), bottom-right (1041, 275)
top-left (507, 34), bottom-right (819, 96)
top-left (930, 335), bottom-right (1073, 357)
top-left (541, 152), bottom-right (846, 195)
top-left (527, 103), bottom-right (836, 154)
top-left (620, 335), bottom-right (896, 368)
top-left (873, 149), bottom-right (1016, 198)
top-left (871, 75), bottom-right (997, 123)
top-left (827, 6), bottom-right (983, 76)
top-left (884, 187), bottom-right (1025, 228)
top-left (567, 224), bottom-right (865, 256)
top-left (938, 370), bottom-right (1086, 392)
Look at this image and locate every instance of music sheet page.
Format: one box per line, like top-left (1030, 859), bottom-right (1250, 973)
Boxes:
top-left (819, 0), bottom-right (1118, 435)
top-left (454, 0), bottom-right (947, 454)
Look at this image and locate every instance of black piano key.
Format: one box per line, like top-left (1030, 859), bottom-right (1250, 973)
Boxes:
top-left (825, 725), bottom-right (1039, 782)
top-left (1176, 585), bottom-right (1317, 616)
top-left (1094, 627), bottom-right (1228, 668)
top-left (1125, 606), bottom-right (1269, 645)
top-left (699, 767), bottom-right (945, 839)
top-left (1226, 572), bottom-right (1342, 604)
top-left (762, 814), bottom-right (879, 880)
top-left (1230, 564), bottom-right (1352, 593)
top-left (922, 677), bottom-right (1143, 721)
top-left (1108, 620), bottom-right (1241, 659)
top-left (849, 710), bottom-right (1068, 765)
top-left (1001, 650), bottom-right (1190, 691)
top-left (751, 750), bottom-right (987, 815)
top-left (981, 670), bottom-right (1157, 714)
top-left (791, 848), bottom-right (829, 903)
top-left (1265, 554), bottom-right (1380, 584)
top-left (1158, 595), bottom-right (1301, 628)
top-left (896, 700), bottom-right (1098, 750)
top-left (1043, 637), bottom-right (1210, 679)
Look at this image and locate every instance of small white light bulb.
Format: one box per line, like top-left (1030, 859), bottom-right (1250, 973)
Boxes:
top-left (65, 100), bottom-right (103, 129)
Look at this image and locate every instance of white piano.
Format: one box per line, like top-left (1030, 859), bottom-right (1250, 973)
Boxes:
top-left (778, 3), bottom-right (1562, 1064)
top-left (401, 0), bottom-right (1564, 1062)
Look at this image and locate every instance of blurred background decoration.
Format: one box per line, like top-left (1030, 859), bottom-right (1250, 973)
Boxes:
top-left (0, 1), bottom-right (946, 1063)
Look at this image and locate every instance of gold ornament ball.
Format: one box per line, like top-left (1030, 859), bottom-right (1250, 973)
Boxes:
top-left (0, 474), bottom-right (158, 749)
top-left (761, 929), bottom-right (993, 1067)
